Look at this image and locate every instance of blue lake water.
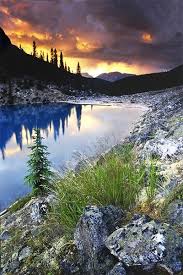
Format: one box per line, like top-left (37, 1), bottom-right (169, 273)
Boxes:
top-left (0, 102), bottom-right (145, 211)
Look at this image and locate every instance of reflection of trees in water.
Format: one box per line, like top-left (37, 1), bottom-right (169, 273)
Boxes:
top-left (0, 103), bottom-right (84, 159)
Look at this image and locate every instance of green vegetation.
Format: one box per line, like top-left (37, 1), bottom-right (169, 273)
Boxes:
top-left (9, 194), bottom-right (32, 214)
top-left (52, 144), bottom-right (159, 232)
top-left (25, 128), bottom-right (53, 195)
top-left (146, 159), bottom-right (159, 201)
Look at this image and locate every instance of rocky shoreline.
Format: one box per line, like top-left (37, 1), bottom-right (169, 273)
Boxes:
top-left (1, 86), bottom-right (183, 274)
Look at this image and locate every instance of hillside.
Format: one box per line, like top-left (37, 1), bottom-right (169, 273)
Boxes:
top-left (0, 28), bottom-right (109, 93)
top-left (96, 72), bottom-right (134, 82)
top-left (0, 27), bottom-right (183, 98)
top-left (111, 65), bottom-right (183, 95)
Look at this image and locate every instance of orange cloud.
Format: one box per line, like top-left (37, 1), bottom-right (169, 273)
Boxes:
top-left (142, 33), bottom-right (153, 43)
top-left (0, 2), bottom-right (159, 76)
top-left (0, 6), bottom-right (10, 15)
top-left (76, 36), bottom-right (101, 53)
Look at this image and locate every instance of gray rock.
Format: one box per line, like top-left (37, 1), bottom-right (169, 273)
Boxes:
top-left (61, 259), bottom-right (80, 274)
top-left (8, 260), bottom-right (19, 272)
top-left (2, 260), bottom-right (19, 273)
top-left (165, 200), bottom-right (183, 226)
top-left (74, 205), bottom-right (124, 274)
top-left (0, 230), bottom-right (10, 241)
top-left (108, 263), bottom-right (126, 275)
top-left (30, 195), bottom-right (54, 224)
top-left (143, 137), bottom-right (183, 160)
top-left (106, 215), bottom-right (183, 273)
top-left (18, 247), bottom-right (32, 261)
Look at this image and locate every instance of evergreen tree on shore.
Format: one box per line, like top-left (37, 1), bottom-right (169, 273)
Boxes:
top-left (25, 128), bottom-right (53, 195)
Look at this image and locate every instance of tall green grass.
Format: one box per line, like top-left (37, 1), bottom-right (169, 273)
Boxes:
top-left (145, 159), bottom-right (159, 200)
top-left (51, 144), bottom-right (158, 232)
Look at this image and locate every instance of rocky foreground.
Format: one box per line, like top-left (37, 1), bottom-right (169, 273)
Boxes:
top-left (0, 86), bottom-right (183, 274)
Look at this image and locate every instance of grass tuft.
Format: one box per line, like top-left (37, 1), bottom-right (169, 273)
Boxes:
top-left (51, 144), bottom-right (159, 232)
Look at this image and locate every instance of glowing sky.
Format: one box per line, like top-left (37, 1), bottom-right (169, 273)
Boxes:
top-left (0, 0), bottom-right (182, 76)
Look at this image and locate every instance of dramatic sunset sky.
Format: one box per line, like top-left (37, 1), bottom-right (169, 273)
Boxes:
top-left (0, 0), bottom-right (182, 76)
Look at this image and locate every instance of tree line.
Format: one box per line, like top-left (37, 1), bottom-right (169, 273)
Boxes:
top-left (20, 41), bottom-right (81, 75)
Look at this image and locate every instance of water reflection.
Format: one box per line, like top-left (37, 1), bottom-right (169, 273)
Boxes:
top-left (0, 103), bottom-right (83, 159)
top-left (0, 102), bottom-right (144, 210)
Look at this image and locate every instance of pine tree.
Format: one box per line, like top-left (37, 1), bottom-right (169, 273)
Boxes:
top-left (25, 128), bottom-right (53, 195)
top-left (39, 50), bottom-right (44, 60)
top-left (68, 66), bottom-right (70, 73)
top-left (33, 41), bottom-right (37, 58)
top-left (50, 48), bottom-right (54, 64)
top-left (60, 51), bottom-right (64, 70)
top-left (64, 62), bottom-right (67, 71)
top-left (46, 53), bottom-right (49, 62)
top-left (76, 62), bottom-right (81, 75)
top-left (53, 48), bottom-right (58, 67)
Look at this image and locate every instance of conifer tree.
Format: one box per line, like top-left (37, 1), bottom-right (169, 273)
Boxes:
top-left (68, 66), bottom-right (70, 73)
top-left (25, 128), bottom-right (53, 195)
top-left (65, 62), bottom-right (67, 71)
top-left (46, 53), bottom-right (49, 62)
top-left (33, 41), bottom-right (37, 58)
top-left (76, 62), bottom-right (81, 75)
top-left (39, 50), bottom-right (44, 60)
top-left (60, 51), bottom-right (64, 70)
top-left (53, 48), bottom-right (58, 67)
top-left (50, 48), bottom-right (54, 64)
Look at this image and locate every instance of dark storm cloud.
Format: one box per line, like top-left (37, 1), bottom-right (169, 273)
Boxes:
top-left (1, 0), bottom-right (183, 70)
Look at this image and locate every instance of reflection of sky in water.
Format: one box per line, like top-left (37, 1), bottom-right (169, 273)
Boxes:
top-left (0, 103), bottom-right (144, 210)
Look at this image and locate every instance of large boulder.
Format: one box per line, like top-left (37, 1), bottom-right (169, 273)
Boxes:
top-left (74, 205), bottom-right (125, 274)
top-left (106, 215), bottom-right (183, 274)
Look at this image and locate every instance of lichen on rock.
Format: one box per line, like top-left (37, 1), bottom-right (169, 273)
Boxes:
top-left (106, 214), bottom-right (183, 274)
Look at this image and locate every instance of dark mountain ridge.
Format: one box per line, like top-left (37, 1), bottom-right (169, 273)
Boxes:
top-left (0, 27), bottom-right (109, 93)
top-left (112, 65), bottom-right (183, 95)
top-left (0, 27), bottom-right (182, 96)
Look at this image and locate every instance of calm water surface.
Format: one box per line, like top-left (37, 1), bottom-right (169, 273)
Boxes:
top-left (0, 102), bottom-right (145, 210)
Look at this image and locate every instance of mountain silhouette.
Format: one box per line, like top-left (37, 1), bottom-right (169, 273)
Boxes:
top-left (0, 27), bottom-right (11, 50)
top-left (0, 28), bottom-right (109, 93)
top-left (0, 27), bottom-right (182, 95)
top-left (111, 65), bottom-right (183, 95)
top-left (96, 72), bottom-right (135, 82)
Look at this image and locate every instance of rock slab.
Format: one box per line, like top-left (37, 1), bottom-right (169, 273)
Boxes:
top-left (106, 215), bottom-right (183, 273)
